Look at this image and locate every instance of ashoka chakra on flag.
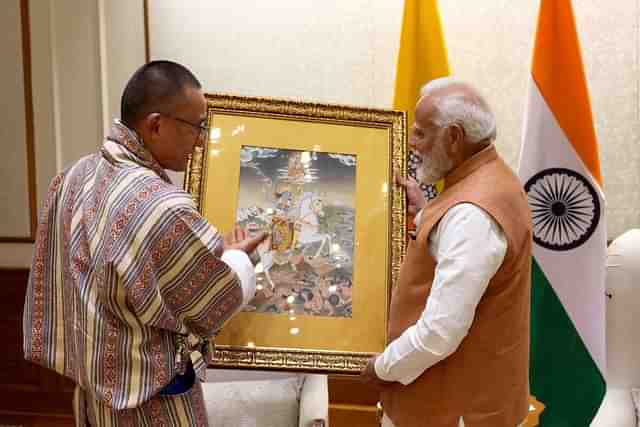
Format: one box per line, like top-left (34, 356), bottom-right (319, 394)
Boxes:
top-left (524, 167), bottom-right (600, 251)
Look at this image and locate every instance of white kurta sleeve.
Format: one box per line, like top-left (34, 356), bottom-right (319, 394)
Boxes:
top-left (375, 203), bottom-right (507, 385)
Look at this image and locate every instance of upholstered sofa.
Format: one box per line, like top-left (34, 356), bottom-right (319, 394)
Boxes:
top-left (202, 368), bottom-right (328, 427)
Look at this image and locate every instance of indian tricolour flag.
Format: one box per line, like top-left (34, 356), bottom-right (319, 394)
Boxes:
top-left (518, 0), bottom-right (606, 425)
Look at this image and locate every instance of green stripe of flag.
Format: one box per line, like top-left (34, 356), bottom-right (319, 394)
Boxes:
top-left (530, 257), bottom-right (606, 426)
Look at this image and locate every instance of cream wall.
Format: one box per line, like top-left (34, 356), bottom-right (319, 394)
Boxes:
top-left (149, 0), bottom-right (640, 240)
top-left (147, 1), bottom-right (401, 108)
top-left (1, 0), bottom-right (638, 267)
top-left (0, 0), bottom-right (145, 268)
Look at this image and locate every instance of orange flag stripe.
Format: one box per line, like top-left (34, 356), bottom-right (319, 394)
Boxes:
top-left (531, 0), bottom-right (602, 186)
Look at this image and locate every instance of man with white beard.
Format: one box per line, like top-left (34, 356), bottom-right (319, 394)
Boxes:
top-left (359, 77), bottom-right (532, 427)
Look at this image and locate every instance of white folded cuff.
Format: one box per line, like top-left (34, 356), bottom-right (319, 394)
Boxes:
top-left (221, 249), bottom-right (256, 305)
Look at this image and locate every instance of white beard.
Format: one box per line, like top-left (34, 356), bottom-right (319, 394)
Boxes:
top-left (416, 143), bottom-right (453, 185)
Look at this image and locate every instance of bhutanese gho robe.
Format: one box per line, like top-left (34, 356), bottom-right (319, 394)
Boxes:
top-left (24, 120), bottom-right (253, 426)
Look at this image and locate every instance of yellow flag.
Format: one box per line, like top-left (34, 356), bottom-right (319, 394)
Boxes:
top-left (393, 0), bottom-right (450, 127)
top-left (395, 0), bottom-right (450, 195)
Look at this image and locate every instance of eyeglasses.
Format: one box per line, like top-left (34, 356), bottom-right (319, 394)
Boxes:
top-left (160, 113), bottom-right (209, 141)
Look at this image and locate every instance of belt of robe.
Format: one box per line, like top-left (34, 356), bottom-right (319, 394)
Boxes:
top-left (159, 360), bottom-right (196, 396)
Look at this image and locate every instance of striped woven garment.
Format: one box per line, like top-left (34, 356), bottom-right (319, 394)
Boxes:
top-left (23, 121), bottom-right (243, 416)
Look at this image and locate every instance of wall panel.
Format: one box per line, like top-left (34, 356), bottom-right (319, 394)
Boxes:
top-left (0, 0), bottom-right (36, 242)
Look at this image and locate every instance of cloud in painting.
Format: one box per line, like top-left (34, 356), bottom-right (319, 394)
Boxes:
top-left (240, 147), bottom-right (280, 164)
top-left (328, 153), bottom-right (356, 167)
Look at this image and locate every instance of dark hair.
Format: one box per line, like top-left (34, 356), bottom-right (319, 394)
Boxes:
top-left (328, 294), bottom-right (340, 307)
top-left (120, 60), bottom-right (201, 127)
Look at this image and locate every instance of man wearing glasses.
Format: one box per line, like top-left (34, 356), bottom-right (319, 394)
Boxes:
top-left (23, 61), bottom-right (265, 426)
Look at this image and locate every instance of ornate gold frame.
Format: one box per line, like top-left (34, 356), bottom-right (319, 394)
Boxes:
top-left (185, 94), bottom-right (407, 374)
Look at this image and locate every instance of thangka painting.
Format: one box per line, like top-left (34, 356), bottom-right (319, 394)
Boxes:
top-left (188, 93), bottom-right (406, 373)
top-left (236, 146), bottom-right (356, 318)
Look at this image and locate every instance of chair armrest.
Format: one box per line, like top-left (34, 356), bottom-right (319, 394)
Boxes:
top-left (590, 388), bottom-right (637, 427)
top-left (298, 374), bottom-right (329, 427)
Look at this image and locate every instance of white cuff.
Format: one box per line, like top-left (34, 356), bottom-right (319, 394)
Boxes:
top-left (221, 249), bottom-right (256, 305)
top-left (374, 350), bottom-right (423, 386)
top-left (414, 208), bottom-right (425, 229)
top-left (374, 355), bottom-right (394, 383)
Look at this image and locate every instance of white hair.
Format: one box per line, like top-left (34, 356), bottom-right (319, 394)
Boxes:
top-left (420, 77), bottom-right (497, 144)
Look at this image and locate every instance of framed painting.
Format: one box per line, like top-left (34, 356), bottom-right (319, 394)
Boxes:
top-left (185, 94), bottom-right (407, 374)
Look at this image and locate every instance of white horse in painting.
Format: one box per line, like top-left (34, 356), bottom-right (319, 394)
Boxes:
top-left (295, 193), bottom-right (332, 259)
top-left (254, 193), bottom-right (332, 290)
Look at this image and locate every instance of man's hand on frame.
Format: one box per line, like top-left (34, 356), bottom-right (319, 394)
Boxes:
top-left (359, 355), bottom-right (394, 391)
top-left (222, 225), bottom-right (268, 259)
